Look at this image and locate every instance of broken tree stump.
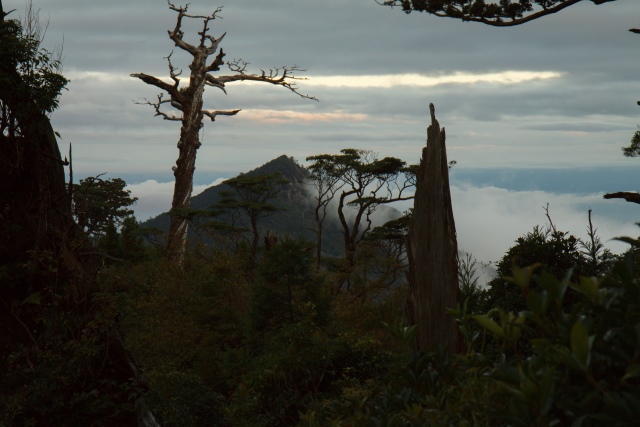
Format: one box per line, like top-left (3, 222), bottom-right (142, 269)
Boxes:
top-left (406, 103), bottom-right (462, 354)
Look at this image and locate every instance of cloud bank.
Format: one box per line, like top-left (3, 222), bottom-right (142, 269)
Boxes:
top-left (126, 178), bottom-right (638, 266)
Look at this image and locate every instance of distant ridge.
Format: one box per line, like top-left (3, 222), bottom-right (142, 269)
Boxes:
top-left (141, 155), bottom-right (349, 256)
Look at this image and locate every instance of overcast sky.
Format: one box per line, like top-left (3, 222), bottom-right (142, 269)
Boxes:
top-left (17, 0), bottom-right (640, 266)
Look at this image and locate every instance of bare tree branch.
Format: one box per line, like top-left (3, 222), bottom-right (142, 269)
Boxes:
top-left (165, 51), bottom-right (182, 86)
top-left (167, 1), bottom-right (223, 54)
top-left (603, 191), bottom-right (640, 205)
top-left (201, 108), bottom-right (241, 121)
top-left (206, 46), bottom-right (226, 73)
top-left (133, 94), bottom-right (182, 121)
top-left (210, 60), bottom-right (318, 101)
top-left (130, 72), bottom-right (180, 99)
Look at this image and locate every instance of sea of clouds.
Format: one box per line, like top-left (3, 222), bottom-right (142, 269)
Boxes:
top-left (127, 179), bottom-right (639, 270)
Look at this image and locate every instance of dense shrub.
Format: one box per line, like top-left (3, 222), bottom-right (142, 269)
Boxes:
top-left (304, 247), bottom-right (640, 426)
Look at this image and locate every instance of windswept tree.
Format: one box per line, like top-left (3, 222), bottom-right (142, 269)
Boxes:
top-left (380, 0), bottom-right (617, 27)
top-left (308, 149), bottom-right (416, 293)
top-left (305, 154), bottom-right (346, 271)
top-left (212, 172), bottom-right (288, 261)
top-left (131, 2), bottom-right (315, 263)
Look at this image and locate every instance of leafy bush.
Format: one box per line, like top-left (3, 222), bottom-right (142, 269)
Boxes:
top-left (310, 246), bottom-right (640, 426)
top-left (0, 290), bottom-right (142, 426)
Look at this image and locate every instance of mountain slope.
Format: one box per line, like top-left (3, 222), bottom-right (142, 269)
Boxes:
top-left (141, 155), bottom-right (349, 256)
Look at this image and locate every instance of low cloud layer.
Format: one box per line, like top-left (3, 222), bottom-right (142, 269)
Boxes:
top-left (127, 178), bottom-right (226, 222)
top-left (127, 178), bottom-right (639, 266)
top-left (450, 185), bottom-right (639, 264)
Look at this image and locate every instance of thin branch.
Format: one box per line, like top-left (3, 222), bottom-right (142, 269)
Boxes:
top-left (167, 1), bottom-right (223, 54)
top-left (165, 51), bottom-right (182, 87)
top-left (133, 94), bottom-right (182, 121)
top-left (210, 60), bottom-right (318, 101)
top-left (543, 203), bottom-right (557, 233)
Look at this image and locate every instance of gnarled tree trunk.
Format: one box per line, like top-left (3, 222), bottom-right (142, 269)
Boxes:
top-left (131, 2), bottom-right (315, 264)
top-left (406, 103), bottom-right (461, 354)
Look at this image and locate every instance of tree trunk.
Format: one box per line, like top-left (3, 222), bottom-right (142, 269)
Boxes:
top-left (165, 52), bottom-right (207, 263)
top-left (250, 212), bottom-right (259, 260)
top-left (406, 103), bottom-right (461, 354)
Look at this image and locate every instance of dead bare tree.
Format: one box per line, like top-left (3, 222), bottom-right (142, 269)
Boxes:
top-left (131, 1), bottom-right (316, 263)
top-left (406, 103), bottom-right (461, 354)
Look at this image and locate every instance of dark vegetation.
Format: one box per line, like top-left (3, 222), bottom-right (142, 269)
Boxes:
top-left (2, 0), bottom-right (640, 426)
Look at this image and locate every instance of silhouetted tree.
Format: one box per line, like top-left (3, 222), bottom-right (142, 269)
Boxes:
top-left (0, 0), bottom-right (71, 283)
top-left (308, 149), bottom-right (416, 293)
top-left (212, 172), bottom-right (288, 261)
top-left (131, 1), bottom-right (315, 263)
top-left (306, 154), bottom-right (346, 271)
top-left (73, 175), bottom-right (137, 241)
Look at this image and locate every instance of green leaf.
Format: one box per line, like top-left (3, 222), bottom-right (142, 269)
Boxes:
top-left (526, 290), bottom-right (546, 317)
top-left (539, 367), bottom-right (555, 414)
top-left (614, 236), bottom-right (640, 247)
top-left (570, 276), bottom-right (600, 302)
top-left (472, 314), bottom-right (504, 338)
top-left (22, 292), bottom-right (41, 305)
top-left (622, 364), bottom-right (640, 381)
top-left (507, 263), bottom-right (542, 289)
top-left (570, 320), bottom-right (590, 369)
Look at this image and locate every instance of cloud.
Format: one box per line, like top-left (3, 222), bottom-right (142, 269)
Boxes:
top-left (126, 178), bottom-right (225, 222)
top-left (451, 184), bottom-right (638, 267)
top-left (126, 175), bottom-right (638, 276)
top-left (240, 109), bottom-right (368, 123)
top-left (301, 71), bottom-right (563, 88)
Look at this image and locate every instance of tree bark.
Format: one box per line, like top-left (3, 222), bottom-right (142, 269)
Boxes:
top-left (406, 103), bottom-right (461, 354)
top-left (166, 52), bottom-right (207, 262)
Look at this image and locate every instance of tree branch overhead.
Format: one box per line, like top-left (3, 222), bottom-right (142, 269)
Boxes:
top-left (380, 0), bottom-right (615, 27)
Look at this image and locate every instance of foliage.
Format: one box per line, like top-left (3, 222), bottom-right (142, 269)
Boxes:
top-left (73, 175), bottom-right (138, 239)
top-left (482, 224), bottom-right (610, 315)
top-left (105, 254), bottom-right (250, 426)
top-left (248, 238), bottom-right (331, 338)
top-left (306, 246), bottom-right (640, 426)
top-left (0, 6), bottom-right (68, 115)
top-left (305, 153), bottom-right (346, 270)
top-left (622, 129), bottom-right (640, 157)
top-left (212, 172), bottom-right (288, 260)
top-left (97, 216), bottom-right (147, 263)
top-left (381, 0), bottom-right (616, 27)
top-left (0, 286), bottom-right (143, 426)
top-left (307, 149), bottom-right (415, 292)
top-left (346, 214), bottom-right (411, 300)
top-left (458, 252), bottom-right (487, 315)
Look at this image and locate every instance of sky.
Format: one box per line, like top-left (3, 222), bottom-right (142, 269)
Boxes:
top-left (15, 0), bottom-right (640, 266)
